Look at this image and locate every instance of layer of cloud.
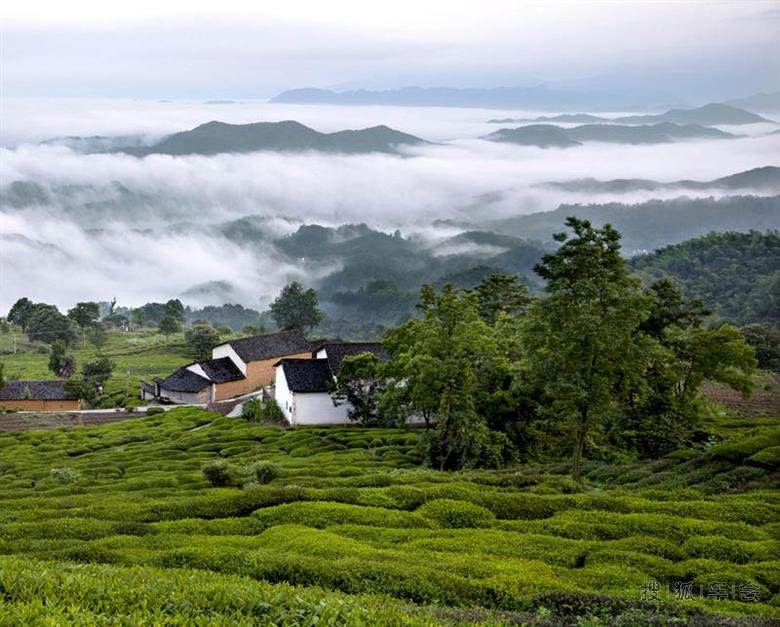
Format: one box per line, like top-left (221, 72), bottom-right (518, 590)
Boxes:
top-left (2, 101), bottom-right (778, 313)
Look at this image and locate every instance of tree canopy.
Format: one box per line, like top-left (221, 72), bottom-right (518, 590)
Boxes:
top-left (269, 282), bottom-right (323, 333)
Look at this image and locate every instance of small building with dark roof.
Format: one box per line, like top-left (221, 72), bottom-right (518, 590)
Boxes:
top-left (0, 380), bottom-right (80, 411)
top-left (273, 342), bottom-right (389, 426)
top-left (313, 342), bottom-right (389, 375)
top-left (145, 331), bottom-right (316, 404)
top-left (210, 331), bottom-right (314, 397)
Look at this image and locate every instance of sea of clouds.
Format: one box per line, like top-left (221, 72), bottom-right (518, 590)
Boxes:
top-left (1, 98), bottom-right (778, 312)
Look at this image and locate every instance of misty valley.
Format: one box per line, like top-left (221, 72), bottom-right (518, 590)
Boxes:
top-left (2, 98), bottom-right (779, 329)
top-left (2, 82), bottom-right (780, 625)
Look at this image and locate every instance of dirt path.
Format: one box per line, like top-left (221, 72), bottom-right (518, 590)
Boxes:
top-left (0, 411), bottom-right (147, 432)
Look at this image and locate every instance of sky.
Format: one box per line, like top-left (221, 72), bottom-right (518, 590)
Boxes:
top-left (2, 1), bottom-right (779, 101)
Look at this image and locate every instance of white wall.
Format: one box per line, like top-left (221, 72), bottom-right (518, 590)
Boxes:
top-left (293, 393), bottom-right (350, 425)
top-left (186, 363), bottom-right (209, 379)
top-left (273, 365), bottom-right (295, 423)
top-left (212, 343), bottom-right (247, 374)
top-left (273, 363), bottom-right (350, 425)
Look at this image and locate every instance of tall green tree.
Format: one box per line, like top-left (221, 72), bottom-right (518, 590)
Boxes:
top-left (26, 304), bottom-right (77, 345)
top-left (48, 341), bottom-right (75, 378)
top-left (7, 297), bottom-right (34, 329)
top-left (164, 299), bottom-right (185, 324)
top-left (617, 279), bottom-right (757, 457)
top-left (332, 353), bottom-right (386, 425)
top-left (185, 323), bottom-right (222, 361)
top-left (269, 282), bottom-right (323, 333)
top-left (382, 284), bottom-right (513, 469)
top-left (65, 358), bottom-right (114, 406)
top-left (473, 273), bottom-right (530, 326)
top-left (158, 315), bottom-right (181, 336)
top-left (522, 217), bottom-right (651, 483)
top-left (67, 302), bottom-right (100, 328)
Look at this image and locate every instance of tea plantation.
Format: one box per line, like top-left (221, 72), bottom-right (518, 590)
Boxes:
top-left (0, 408), bottom-right (778, 625)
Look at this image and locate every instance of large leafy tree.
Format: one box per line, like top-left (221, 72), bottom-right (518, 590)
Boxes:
top-left (473, 273), bottom-right (530, 326)
top-left (67, 302), bottom-right (100, 328)
top-left (8, 297), bottom-right (34, 329)
top-left (185, 323), bottom-right (222, 361)
top-left (158, 315), bottom-right (181, 336)
top-left (65, 358), bottom-right (114, 406)
top-left (164, 299), bottom-right (185, 324)
top-left (269, 282), bottom-right (323, 333)
top-left (522, 217), bottom-right (651, 483)
top-left (48, 341), bottom-right (75, 378)
top-left (617, 279), bottom-right (757, 457)
top-left (26, 304), bottom-right (78, 346)
top-left (332, 352), bottom-right (386, 425)
top-left (382, 284), bottom-right (513, 469)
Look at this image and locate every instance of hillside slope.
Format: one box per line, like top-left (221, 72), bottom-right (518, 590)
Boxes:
top-left (630, 230), bottom-right (780, 325)
top-left (488, 195), bottom-right (780, 253)
top-left (0, 408), bottom-right (777, 624)
top-left (123, 121), bottom-right (426, 156)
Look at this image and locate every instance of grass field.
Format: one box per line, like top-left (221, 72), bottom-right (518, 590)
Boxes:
top-left (0, 328), bottom-right (205, 407)
top-left (0, 408), bottom-right (778, 625)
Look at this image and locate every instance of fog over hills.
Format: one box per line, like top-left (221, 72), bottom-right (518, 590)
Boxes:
top-left (486, 122), bottom-right (736, 147)
top-left (489, 195), bottom-right (780, 253)
top-left (487, 103), bottom-right (774, 126)
top-left (119, 121), bottom-right (426, 156)
top-left (2, 98), bottom-right (779, 312)
top-left (540, 166), bottom-right (780, 194)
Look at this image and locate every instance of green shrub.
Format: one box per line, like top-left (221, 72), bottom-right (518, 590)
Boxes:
top-left (145, 407), bottom-right (165, 416)
top-left (249, 461), bottom-right (280, 485)
top-left (709, 430), bottom-right (780, 462)
top-left (49, 467), bottom-right (81, 484)
top-left (201, 461), bottom-right (235, 487)
top-left (748, 446), bottom-right (780, 468)
top-left (416, 499), bottom-right (496, 529)
top-left (252, 502), bottom-right (430, 530)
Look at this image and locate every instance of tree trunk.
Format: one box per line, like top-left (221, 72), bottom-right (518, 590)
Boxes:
top-left (572, 410), bottom-right (588, 484)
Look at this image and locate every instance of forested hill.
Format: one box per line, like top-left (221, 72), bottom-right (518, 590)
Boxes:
top-left (489, 195), bottom-right (780, 253)
top-left (630, 230), bottom-right (779, 326)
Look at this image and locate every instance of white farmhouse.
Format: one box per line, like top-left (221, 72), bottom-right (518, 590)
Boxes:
top-left (273, 342), bottom-right (387, 426)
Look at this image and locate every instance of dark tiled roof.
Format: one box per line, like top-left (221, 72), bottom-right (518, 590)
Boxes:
top-left (280, 359), bottom-right (334, 393)
top-left (199, 357), bottom-right (245, 383)
top-left (160, 368), bottom-right (211, 393)
top-left (0, 380), bottom-right (74, 401)
top-left (315, 342), bottom-right (389, 375)
top-left (224, 331), bottom-right (312, 363)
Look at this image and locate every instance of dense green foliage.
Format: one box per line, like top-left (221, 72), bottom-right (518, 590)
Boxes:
top-left (67, 301), bottom-right (100, 328)
top-left (270, 281), bottom-right (324, 333)
top-left (492, 197), bottom-right (780, 254)
top-left (0, 408), bottom-right (777, 623)
top-left (631, 231), bottom-right (780, 326)
top-left (184, 322), bottom-right (222, 361)
top-left (378, 222), bottom-right (757, 477)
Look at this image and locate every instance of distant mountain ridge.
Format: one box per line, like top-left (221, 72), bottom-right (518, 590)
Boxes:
top-left (540, 166), bottom-right (780, 193)
top-left (486, 122), bottom-right (736, 147)
top-left (726, 92), bottom-right (780, 113)
top-left (269, 85), bottom-right (671, 110)
top-left (487, 195), bottom-right (780, 253)
top-left (121, 121), bottom-right (426, 156)
top-left (487, 103), bottom-right (773, 126)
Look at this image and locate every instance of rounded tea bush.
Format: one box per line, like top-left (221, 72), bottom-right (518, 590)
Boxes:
top-left (49, 467), bottom-right (81, 484)
top-left (201, 460), bottom-right (234, 487)
top-left (416, 498), bottom-right (496, 528)
top-left (250, 461), bottom-right (280, 485)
